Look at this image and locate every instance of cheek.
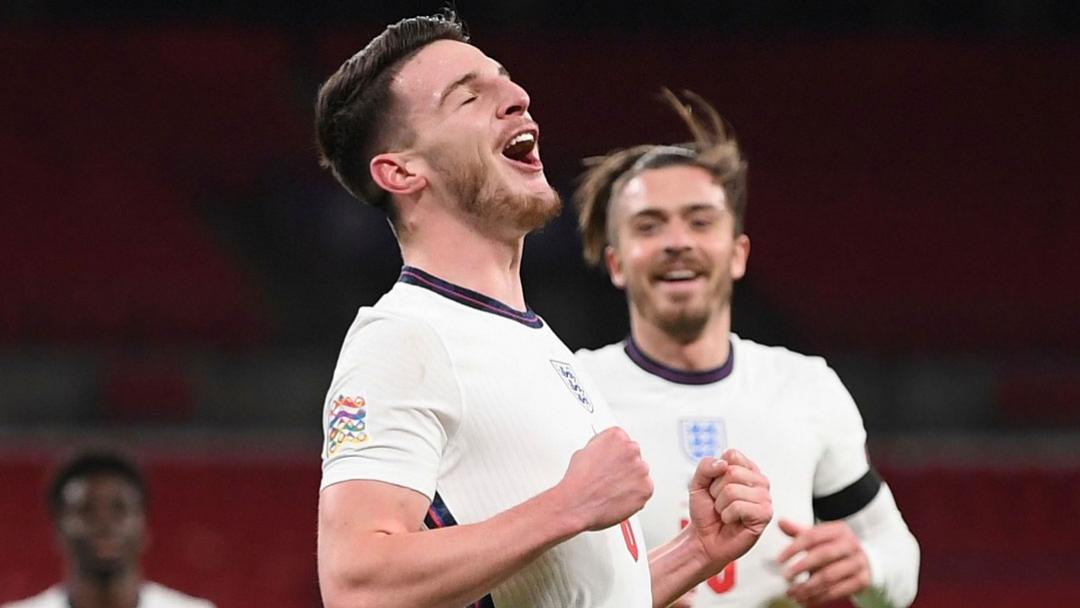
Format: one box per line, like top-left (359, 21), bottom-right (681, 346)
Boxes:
top-left (58, 515), bottom-right (86, 537)
top-left (628, 245), bottom-right (661, 280)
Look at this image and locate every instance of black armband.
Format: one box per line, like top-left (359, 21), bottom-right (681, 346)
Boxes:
top-left (812, 468), bottom-right (882, 521)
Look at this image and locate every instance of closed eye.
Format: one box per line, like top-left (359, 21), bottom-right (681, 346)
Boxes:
top-left (687, 209), bottom-right (721, 230)
top-left (461, 95), bottom-right (477, 106)
top-left (633, 220), bottom-right (661, 235)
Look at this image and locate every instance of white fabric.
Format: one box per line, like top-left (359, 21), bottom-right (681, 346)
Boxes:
top-left (2, 582), bottom-right (214, 608)
top-left (320, 277), bottom-right (652, 608)
top-left (849, 485), bottom-right (921, 608)
top-left (576, 334), bottom-right (918, 608)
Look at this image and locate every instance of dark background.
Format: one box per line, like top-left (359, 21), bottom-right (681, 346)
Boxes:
top-left (1, 2), bottom-right (1078, 606)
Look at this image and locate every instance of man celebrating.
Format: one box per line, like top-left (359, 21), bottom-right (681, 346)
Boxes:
top-left (573, 90), bottom-right (920, 607)
top-left (3, 452), bottom-right (214, 608)
top-left (313, 12), bottom-right (772, 608)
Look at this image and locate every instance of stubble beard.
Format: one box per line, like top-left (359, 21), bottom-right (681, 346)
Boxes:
top-left (443, 154), bottom-right (561, 234)
top-left (628, 272), bottom-right (733, 344)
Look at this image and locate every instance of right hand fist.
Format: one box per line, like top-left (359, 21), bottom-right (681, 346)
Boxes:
top-left (559, 427), bottom-right (653, 531)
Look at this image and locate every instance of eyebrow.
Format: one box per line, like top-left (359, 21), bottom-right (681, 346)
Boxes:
top-left (438, 64), bottom-right (511, 107)
top-left (629, 209), bottom-right (667, 221)
top-left (682, 203), bottom-right (724, 214)
top-left (630, 203), bottom-right (720, 219)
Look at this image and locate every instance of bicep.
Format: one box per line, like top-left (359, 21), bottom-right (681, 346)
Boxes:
top-left (318, 480), bottom-right (431, 585)
top-left (320, 478), bottom-right (431, 541)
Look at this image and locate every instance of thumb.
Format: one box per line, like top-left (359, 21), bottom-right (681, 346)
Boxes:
top-left (689, 456), bottom-right (727, 492)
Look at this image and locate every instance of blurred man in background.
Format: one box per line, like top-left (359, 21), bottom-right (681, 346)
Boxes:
top-left (312, 11), bottom-right (773, 608)
top-left (574, 90), bottom-right (920, 607)
top-left (2, 451), bottom-right (214, 608)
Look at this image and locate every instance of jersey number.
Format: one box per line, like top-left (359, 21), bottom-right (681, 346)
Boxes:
top-left (680, 518), bottom-right (737, 593)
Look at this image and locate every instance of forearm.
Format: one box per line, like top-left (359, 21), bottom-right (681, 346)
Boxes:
top-left (647, 527), bottom-right (713, 608)
top-left (319, 486), bottom-right (581, 608)
top-left (848, 484), bottom-right (921, 608)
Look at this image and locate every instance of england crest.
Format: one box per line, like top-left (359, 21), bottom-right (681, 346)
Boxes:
top-left (550, 360), bottom-right (594, 413)
top-left (679, 418), bottom-right (727, 462)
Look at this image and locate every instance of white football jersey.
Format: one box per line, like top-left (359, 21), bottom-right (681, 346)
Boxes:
top-left (321, 267), bottom-right (652, 608)
top-left (2, 582), bottom-right (215, 608)
top-left (577, 334), bottom-right (877, 608)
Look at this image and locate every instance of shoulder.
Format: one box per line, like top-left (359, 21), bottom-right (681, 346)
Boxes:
top-left (142, 582), bottom-right (216, 608)
top-left (1, 587), bottom-right (65, 608)
top-left (733, 334), bottom-right (837, 383)
top-left (574, 341), bottom-right (630, 373)
top-left (339, 304), bottom-right (451, 364)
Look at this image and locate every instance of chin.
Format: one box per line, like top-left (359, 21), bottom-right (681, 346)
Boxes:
top-left (84, 559), bottom-right (127, 580)
top-left (509, 187), bottom-right (562, 232)
top-left (651, 304), bottom-right (710, 339)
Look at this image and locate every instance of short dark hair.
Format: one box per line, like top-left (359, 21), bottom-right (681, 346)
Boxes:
top-left (574, 89), bottom-right (748, 267)
top-left (48, 451), bottom-right (147, 518)
top-left (314, 11), bottom-right (469, 221)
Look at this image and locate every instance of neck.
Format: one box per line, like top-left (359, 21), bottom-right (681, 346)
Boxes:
top-left (629, 306), bottom-right (732, 372)
top-left (401, 212), bottom-right (527, 310)
top-left (66, 567), bottom-right (141, 608)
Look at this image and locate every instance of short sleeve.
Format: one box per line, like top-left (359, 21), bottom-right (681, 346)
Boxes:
top-left (810, 364), bottom-right (872, 498)
top-left (319, 313), bottom-right (463, 499)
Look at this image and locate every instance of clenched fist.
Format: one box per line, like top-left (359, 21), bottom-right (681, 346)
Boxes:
top-left (687, 449), bottom-right (772, 568)
top-left (557, 427), bottom-right (654, 532)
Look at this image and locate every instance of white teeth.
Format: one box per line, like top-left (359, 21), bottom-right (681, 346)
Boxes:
top-left (662, 270), bottom-right (697, 280)
top-left (504, 132), bottom-right (535, 150)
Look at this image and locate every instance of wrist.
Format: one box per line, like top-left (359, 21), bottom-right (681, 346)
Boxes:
top-left (532, 482), bottom-right (588, 540)
top-left (673, 525), bottom-right (717, 579)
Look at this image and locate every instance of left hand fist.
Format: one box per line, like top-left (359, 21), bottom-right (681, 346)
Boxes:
top-left (776, 518), bottom-right (871, 605)
top-left (688, 448), bottom-right (773, 567)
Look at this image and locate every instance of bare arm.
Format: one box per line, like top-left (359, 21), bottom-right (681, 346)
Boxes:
top-left (318, 480), bottom-right (579, 608)
top-left (318, 427), bottom-right (653, 608)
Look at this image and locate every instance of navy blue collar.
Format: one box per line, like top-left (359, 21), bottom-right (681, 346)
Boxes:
top-left (398, 266), bottom-right (543, 329)
top-left (624, 335), bottom-right (734, 385)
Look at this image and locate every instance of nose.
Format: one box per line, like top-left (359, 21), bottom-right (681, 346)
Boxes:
top-left (662, 221), bottom-right (694, 254)
top-left (86, 503), bottom-right (120, 531)
top-left (497, 79), bottom-right (530, 119)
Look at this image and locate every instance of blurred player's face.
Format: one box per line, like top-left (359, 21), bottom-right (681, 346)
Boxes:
top-left (56, 473), bottom-right (146, 580)
top-left (607, 165), bottom-right (749, 340)
top-left (391, 40), bottom-right (560, 236)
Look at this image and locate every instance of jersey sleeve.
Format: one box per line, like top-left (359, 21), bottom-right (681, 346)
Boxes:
top-left (319, 313), bottom-right (463, 499)
top-left (809, 363), bottom-right (874, 503)
top-left (848, 483), bottom-right (921, 608)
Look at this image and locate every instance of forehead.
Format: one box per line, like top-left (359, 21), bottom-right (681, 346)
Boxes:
top-left (61, 473), bottom-right (141, 508)
top-left (392, 39), bottom-right (499, 112)
top-left (616, 164), bottom-right (727, 217)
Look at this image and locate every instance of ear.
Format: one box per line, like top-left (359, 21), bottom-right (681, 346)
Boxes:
top-left (731, 233), bottom-right (750, 281)
top-left (605, 244), bottom-right (627, 289)
top-left (370, 152), bottom-right (426, 196)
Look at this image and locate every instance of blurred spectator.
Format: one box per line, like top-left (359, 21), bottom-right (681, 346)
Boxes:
top-left (2, 452), bottom-right (214, 608)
